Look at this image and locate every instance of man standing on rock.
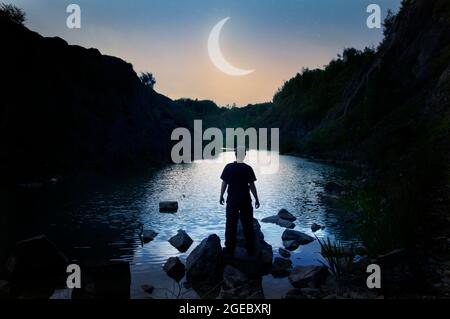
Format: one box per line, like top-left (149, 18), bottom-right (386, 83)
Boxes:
top-left (220, 146), bottom-right (260, 256)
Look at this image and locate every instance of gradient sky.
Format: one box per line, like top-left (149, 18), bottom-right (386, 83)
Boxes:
top-left (9, 0), bottom-right (401, 106)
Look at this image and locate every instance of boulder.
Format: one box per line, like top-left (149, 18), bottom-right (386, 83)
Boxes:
top-left (311, 223), bottom-right (323, 233)
top-left (72, 261), bottom-right (131, 299)
top-left (230, 219), bottom-right (273, 275)
top-left (261, 215), bottom-right (279, 224)
top-left (283, 240), bottom-right (300, 251)
top-left (159, 201), bottom-right (178, 213)
top-left (141, 284), bottom-right (154, 295)
top-left (219, 265), bottom-right (264, 299)
top-left (163, 257), bottom-right (185, 282)
top-left (277, 209), bottom-right (296, 221)
top-left (261, 215), bottom-right (295, 229)
top-left (5, 235), bottom-right (68, 287)
top-left (271, 257), bottom-right (293, 278)
top-left (277, 219), bottom-right (296, 229)
top-left (169, 230), bottom-right (193, 253)
top-left (141, 229), bottom-right (158, 244)
top-left (288, 265), bottom-right (330, 288)
top-left (279, 247), bottom-right (291, 258)
top-left (282, 229), bottom-right (314, 245)
top-left (186, 234), bottom-right (224, 297)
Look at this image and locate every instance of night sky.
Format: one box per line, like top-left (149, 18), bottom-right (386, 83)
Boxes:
top-left (9, 0), bottom-right (401, 105)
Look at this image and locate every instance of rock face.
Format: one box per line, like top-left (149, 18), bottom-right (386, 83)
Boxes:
top-left (186, 234), bottom-right (224, 297)
top-left (219, 265), bottom-right (264, 299)
top-left (282, 229), bottom-right (314, 245)
top-left (0, 14), bottom-right (189, 181)
top-left (169, 229), bottom-right (193, 252)
top-left (277, 209), bottom-right (297, 221)
top-left (159, 201), bottom-right (179, 213)
top-left (163, 257), bottom-right (185, 282)
top-left (288, 265), bottom-right (330, 289)
top-left (5, 235), bottom-right (68, 287)
top-left (72, 261), bottom-right (131, 299)
top-left (261, 215), bottom-right (295, 229)
top-left (271, 257), bottom-right (293, 278)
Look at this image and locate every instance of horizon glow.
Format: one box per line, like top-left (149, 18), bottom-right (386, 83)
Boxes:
top-left (8, 0), bottom-right (401, 106)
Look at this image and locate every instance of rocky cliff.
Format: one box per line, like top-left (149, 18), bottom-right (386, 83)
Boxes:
top-left (0, 14), bottom-right (189, 181)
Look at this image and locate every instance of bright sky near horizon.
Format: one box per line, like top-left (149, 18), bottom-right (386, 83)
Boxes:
top-left (8, 0), bottom-right (401, 106)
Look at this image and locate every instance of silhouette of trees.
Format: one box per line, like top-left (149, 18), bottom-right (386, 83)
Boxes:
top-left (140, 72), bottom-right (156, 89)
top-left (383, 9), bottom-right (395, 37)
top-left (0, 3), bottom-right (26, 25)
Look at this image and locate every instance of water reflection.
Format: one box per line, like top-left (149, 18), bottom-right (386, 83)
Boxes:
top-left (8, 151), bottom-right (357, 299)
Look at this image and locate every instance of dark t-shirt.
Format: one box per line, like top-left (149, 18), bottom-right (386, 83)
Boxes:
top-left (220, 162), bottom-right (257, 204)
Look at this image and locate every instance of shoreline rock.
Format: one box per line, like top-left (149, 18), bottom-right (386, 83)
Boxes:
top-left (163, 257), bottom-right (185, 282)
top-left (169, 230), bottom-right (193, 253)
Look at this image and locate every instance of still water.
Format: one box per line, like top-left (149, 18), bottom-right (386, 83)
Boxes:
top-left (8, 151), bottom-right (358, 299)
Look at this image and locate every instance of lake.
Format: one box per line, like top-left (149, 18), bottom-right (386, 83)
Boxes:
top-left (3, 150), bottom-right (358, 299)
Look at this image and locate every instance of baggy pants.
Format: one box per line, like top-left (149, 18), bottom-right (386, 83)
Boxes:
top-left (225, 201), bottom-right (255, 252)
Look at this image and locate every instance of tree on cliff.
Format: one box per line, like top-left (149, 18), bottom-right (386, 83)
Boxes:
top-left (0, 3), bottom-right (26, 25)
top-left (140, 72), bottom-right (156, 89)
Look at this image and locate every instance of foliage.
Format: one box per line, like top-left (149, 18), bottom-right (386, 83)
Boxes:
top-left (383, 9), bottom-right (396, 37)
top-left (0, 3), bottom-right (26, 25)
top-left (140, 72), bottom-right (156, 89)
top-left (316, 236), bottom-right (353, 281)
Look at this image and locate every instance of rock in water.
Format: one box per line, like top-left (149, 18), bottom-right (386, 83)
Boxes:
top-left (141, 229), bottom-right (158, 243)
top-left (72, 261), bottom-right (131, 299)
top-left (271, 257), bottom-right (293, 278)
top-left (288, 265), bottom-right (330, 288)
top-left (261, 215), bottom-right (295, 229)
top-left (311, 223), bottom-right (323, 233)
top-left (6, 235), bottom-right (68, 288)
top-left (159, 201), bottom-right (178, 213)
top-left (279, 247), bottom-right (291, 258)
top-left (169, 229), bottom-right (193, 253)
top-left (141, 284), bottom-right (154, 295)
top-left (261, 215), bottom-right (280, 224)
top-left (219, 265), bottom-right (264, 299)
top-left (231, 219), bottom-right (273, 276)
top-left (282, 229), bottom-right (314, 245)
top-left (277, 209), bottom-right (296, 221)
top-left (277, 219), bottom-right (296, 229)
top-left (283, 240), bottom-right (300, 251)
top-left (186, 234), bottom-right (224, 297)
top-left (163, 257), bottom-right (185, 282)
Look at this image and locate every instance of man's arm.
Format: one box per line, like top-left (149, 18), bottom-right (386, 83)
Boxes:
top-left (220, 181), bottom-right (227, 205)
top-left (249, 182), bottom-right (260, 209)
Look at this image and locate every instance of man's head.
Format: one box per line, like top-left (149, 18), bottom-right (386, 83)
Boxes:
top-left (235, 146), bottom-right (246, 163)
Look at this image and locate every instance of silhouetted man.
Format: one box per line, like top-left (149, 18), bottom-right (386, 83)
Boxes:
top-left (220, 146), bottom-right (260, 256)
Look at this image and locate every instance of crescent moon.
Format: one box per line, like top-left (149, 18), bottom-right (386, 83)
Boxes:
top-left (208, 17), bottom-right (255, 76)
